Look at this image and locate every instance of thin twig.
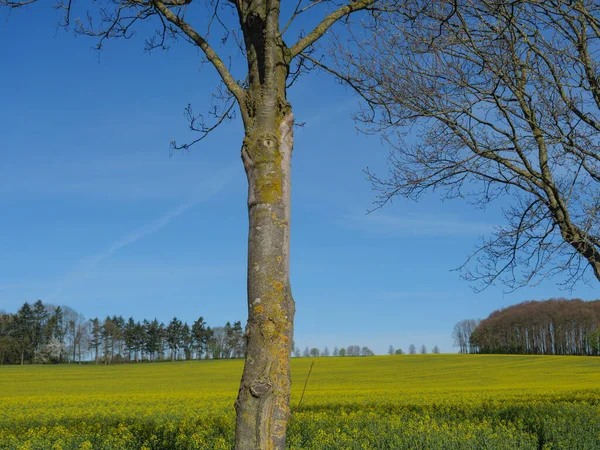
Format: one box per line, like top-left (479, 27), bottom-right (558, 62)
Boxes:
top-left (297, 361), bottom-right (314, 409)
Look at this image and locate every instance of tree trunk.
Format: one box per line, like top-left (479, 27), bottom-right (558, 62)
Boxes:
top-left (235, 109), bottom-right (295, 450)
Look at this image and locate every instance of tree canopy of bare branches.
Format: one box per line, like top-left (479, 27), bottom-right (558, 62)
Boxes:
top-left (453, 319), bottom-right (480, 354)
top-left (337, 0), bottom-right (600, 291)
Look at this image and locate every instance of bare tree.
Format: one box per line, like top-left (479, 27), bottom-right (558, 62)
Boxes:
top-left (432, 345), bottom-right (440, 354)
top-left (419, 344), bottom-right (427, 354)
top-left (1, 1), bottom-right (392, 447)
top-left (453, 319), bottom-right (480, 354)
top-left (74, 315), bottom-right (89, 363)
top-left (337, 0), bottom-right (600, 291)
top-left (346, 345), bottom-right (361, 356)
top-left (210, 326), bottom-right (228, 359)
top-left (408, 344), bottom-right (416, 354)
top-left (360, 346), bottom-right (374, 356)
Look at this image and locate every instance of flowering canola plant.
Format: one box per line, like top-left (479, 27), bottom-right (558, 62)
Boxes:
top-left (1, 355), bottom-right (599, 449)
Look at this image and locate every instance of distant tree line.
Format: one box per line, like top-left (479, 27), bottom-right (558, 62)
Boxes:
top-left (462, 298), bottom-right (600, 356)
top-left (291, 345), bottom-right (375, 357)
top-left (387, 345), bottom-right (440, 355)
top-left (0, 300), bottom-right (245, 365)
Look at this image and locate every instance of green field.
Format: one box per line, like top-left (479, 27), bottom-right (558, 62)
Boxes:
top-left (1, 355), bottom-right (600, 449)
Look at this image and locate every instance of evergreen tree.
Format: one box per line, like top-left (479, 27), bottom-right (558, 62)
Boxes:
top-left (32, 300), bottom-right (48, 363)
top-left (228, 321), bottom-right (245, 358)
top-left (124, 317), bottom-right (138, 362)
top-left (51, 306), bottom-right (65, 343)
top-left (181, 323), bottom-right (194, 361)
top-left (0, 312), bottom-right (18, 365)
top-left (16, 302), bottom-right (35, 365)
top-left (166, 317), bottom-right (184, 361)
top-left (111, 315), bottom-right (125, 361)
top-left (144, 319), bottom-right (164, 361)
top-left (89, 318), bottom-right (102, 364)
top-left (134, 321), bottom-right (146, 361)
top-left (192, 317), bottom-right (211, 359)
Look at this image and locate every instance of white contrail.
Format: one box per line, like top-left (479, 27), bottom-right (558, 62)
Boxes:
top-left (48, 166), bottom-right (236, 301)
top-left (47, 199), bottom-right (198, 302)
top-left (103, 198), bottom-right (198, 260)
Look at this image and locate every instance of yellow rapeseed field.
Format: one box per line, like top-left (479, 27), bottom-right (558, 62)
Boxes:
top-left (1, 355), bottom-right (599, 449)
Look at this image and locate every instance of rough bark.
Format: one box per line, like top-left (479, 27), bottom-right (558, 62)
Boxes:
top-left (232, 1), bottom-right (375, 444)
top-left (231, 2), bottom-right (298, 447)
top-left (236, 106), bottom-right (295, 449)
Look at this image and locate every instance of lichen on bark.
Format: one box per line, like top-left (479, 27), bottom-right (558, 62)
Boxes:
top-left (235, 107), bottom-right (295, 449)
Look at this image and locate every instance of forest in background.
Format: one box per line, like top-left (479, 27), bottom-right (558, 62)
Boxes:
top-left (0, 300), bottom-right (243, 365)
top-left (0, 301), bottom-right (376, 365)
top-left (457, 298), bottom-right (600, 356)
top-left (4, 298), bottom-right (598, 365)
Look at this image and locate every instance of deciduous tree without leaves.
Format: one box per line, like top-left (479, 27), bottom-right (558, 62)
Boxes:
top-left (337, 0), bottom-right (600, 291)
top-left (1, 1), bottom-right (397, 447)
top-left (453, 319), bottom-right (480, 354)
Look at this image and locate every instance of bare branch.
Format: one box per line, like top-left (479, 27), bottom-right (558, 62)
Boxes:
top-left (289, 0), bottom-right (378, 59)
top-left (152, 0), bottom-right (245, 105)
top-left (337, 0), bottom-right (600, 289)
top-left (281, 0), bottom-right (327, 37)
top-left (170, 100), bottom-right (237, 153)
top-left (0, 0), bottom-right (36, 6)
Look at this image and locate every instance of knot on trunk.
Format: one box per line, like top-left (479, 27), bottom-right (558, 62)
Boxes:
top-left (250, 380), bottom-right (272, 398)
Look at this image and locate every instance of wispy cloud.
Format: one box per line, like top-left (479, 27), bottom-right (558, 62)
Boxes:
top-left (341, 211), bottom-right (495, 237)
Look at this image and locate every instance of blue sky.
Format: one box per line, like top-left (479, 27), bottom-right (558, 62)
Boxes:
top-left (1, 3), bottom-right (597, 355)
